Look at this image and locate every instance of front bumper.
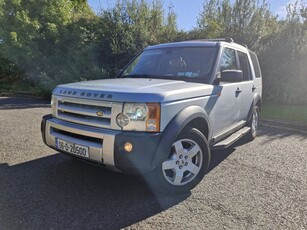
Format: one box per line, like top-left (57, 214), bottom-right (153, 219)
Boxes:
top-left (41, 115), bottom-right (163, 174)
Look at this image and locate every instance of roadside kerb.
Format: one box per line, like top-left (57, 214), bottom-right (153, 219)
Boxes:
top-left (260, 118), bottom-right (307, 133)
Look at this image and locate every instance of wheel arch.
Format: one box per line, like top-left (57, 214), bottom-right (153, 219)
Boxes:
top-left (186, 117), bottom-right (209, 140)
top-left (247, 94), bottom-right (262, 122)
top-left (150, 105), bottom-right (211, 168)
top-left (255, 97), bottom-right (262, 111)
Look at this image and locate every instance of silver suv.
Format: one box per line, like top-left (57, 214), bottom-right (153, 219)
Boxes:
top-left (41, 38), bottom-right (262, 194)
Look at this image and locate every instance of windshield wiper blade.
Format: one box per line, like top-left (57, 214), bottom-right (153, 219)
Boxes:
top-left (120, 74), bottom-right (152, 78)
top-left (121, 74), bottom-right (169, 79)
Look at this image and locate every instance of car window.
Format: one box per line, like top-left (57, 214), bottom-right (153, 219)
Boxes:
top-left (249, 51), bottom-right (262, 78)
top-left (122, 47), bottom-right (218, 82)
top-left (219, 48), bottom-right (237, 72)
top-left (238, 51), bottom-right (251, 81)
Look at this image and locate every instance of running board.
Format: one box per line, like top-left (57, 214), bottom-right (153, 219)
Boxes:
top-left (212, 127), bottom-right (251, 150)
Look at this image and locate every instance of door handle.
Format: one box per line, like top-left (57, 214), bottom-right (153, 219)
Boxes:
top-left (235, 87), bottom-right (242, 97)
top-left (236, 88), bottom-right (242, 94)
top-left (252, 85), bottom-right (256, 92)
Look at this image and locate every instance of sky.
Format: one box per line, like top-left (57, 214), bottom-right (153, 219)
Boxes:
top-left (87, 0), bottom-right (299, 31)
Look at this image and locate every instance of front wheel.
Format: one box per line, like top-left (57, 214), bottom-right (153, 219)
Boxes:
top-left (144, 127), bottom-right (210, 195)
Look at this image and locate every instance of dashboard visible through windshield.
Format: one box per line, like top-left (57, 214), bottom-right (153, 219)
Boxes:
top-left (121, 47), bottom-right (218, 83)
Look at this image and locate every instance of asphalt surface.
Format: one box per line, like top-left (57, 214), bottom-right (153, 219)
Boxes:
top-left (0, 97), bottom-right (306, 229)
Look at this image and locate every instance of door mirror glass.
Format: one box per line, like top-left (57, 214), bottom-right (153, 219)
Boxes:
top-left (220, 70), bottom-right (243, 83)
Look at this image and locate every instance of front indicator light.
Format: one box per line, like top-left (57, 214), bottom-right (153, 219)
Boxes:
top-left (146, 103), bottom-right (160, 132)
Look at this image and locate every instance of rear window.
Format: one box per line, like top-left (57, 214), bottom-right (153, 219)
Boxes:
top-left (249, 51), bottom-right (262, 78)
top-left (238, 51), bottom-right (251, 81)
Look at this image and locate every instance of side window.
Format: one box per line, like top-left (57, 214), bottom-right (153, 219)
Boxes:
top-left (249, 51), bottom-right (262, 78)
top-left (220, 48), bottom-right (237, 72)
top-left (238, 51), bottom-right (251, 81)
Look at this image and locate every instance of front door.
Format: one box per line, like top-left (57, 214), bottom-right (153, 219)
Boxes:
top-left (212, 47), bottom-right (241, 136)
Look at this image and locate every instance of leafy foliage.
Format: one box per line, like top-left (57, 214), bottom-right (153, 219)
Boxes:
top-left (197, 0), bottom-right (306, 104)
top-left (0, 0), bottom-right (177, 92)
top-left (95, 0), bottom-right (177, 75)
top-left (0, 0), bottom-right (306, 105)
top-left (197, 0), bottom-right (278, 50)
top-left (259, 1), bottom-right (307, 105)
top-left (0, 0), bottom-right (101, 92)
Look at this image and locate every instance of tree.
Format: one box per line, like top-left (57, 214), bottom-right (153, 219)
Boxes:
top-left (0, 0), bottom-right (178, 93)
top-left (197, 0), bottom-right (278, 50)
top-left (300, 4), bottom-right (307, 29)
top-left (0, 0), bottom-right (100, 92)
top-left (0, 0), bottom-right (306, 105)
top-left (95, 0), bottom-right (178, 75)
top-left (260, 1), bottom-right (307, 105)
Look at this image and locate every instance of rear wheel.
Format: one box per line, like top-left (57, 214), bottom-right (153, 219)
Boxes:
top-left (246, 106), bottom-right (259, 141)
top-left (145, 127), bottom-right (210, 195)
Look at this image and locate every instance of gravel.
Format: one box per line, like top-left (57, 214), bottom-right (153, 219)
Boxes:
top-left (0, 97), bottom-right (306, 229)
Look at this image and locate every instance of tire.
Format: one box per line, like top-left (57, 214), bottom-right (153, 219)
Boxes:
top-left (246, 106), bottom-right (259, 141)
top-left (144, 126), bottom-right (210, 195)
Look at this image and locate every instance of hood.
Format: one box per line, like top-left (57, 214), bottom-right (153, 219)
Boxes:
top-left (53, 78), bottom-right (215, 103)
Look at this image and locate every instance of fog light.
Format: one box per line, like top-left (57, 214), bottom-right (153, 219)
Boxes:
top-left (124, 142), bottom-right (133, 153)
top-left (116, 113), bottom-right (130, 127)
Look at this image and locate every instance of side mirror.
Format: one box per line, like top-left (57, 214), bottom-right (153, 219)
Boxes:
top-left (220, 70), bottom-right (243, 83)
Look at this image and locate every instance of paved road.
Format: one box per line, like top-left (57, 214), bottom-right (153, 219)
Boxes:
top-left (0, 97), bottom-right (306, 229)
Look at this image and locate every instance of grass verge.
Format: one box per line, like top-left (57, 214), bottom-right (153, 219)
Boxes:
top-left (261, 104), bottom-right (307, 125)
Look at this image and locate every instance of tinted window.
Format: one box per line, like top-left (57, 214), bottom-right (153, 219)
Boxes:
top-left (249, 51), bottom-right (262, 78)
top-left (220, 48), bottom-right (237, 72)
top-left (238, 51), bottom-right (251, 81)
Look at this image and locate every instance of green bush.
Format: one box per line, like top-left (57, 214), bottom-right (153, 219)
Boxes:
top-left (0, 0), bottom-right (306, 104)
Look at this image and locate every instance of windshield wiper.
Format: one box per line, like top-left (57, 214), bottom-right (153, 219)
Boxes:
top-left (119, 74), bottom-right (154, 79)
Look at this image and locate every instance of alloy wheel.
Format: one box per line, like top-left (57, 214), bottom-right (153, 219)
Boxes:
top-left (162, 139), bottom-right (203, 186)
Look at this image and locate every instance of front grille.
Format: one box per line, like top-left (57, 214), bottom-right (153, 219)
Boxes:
top-left (56, 99), bottom-right (113, 128)
top-left (52, 127), bottom-right (102, 144)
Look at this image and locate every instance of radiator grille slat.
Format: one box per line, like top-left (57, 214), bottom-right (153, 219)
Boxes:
top-left (58, 103), bottom-right (111, 118)
top-left (57, 99), bottom-right (112, 128)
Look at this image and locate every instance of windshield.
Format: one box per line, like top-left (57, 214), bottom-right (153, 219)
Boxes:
top-left (121, 47), bottom-right (217, 82)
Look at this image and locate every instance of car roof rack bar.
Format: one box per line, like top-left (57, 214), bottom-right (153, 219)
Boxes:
top-left (202, 37), bottom-right (234, 43)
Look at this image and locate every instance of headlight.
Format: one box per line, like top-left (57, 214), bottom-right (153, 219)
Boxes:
top-left (116, 103), bottom-right (160, 132)
top-left (51, 96), bottom-right (57, 117)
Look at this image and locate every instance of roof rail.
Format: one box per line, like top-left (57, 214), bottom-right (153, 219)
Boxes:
top-left (202, 37), bottom-right (234, 43)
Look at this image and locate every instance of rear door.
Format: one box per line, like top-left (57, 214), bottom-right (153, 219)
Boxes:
top-left (249, 51), bottom-right (262, 97)
top-left (236, 50), bottom-right (254, 121)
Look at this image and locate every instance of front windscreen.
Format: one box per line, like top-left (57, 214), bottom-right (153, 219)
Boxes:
top-left (121, 47), bottom-right (217, 82)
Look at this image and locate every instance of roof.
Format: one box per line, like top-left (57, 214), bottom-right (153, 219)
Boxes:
top-left (145, 39), bottom-right (248, 51)
top-left (145, 41), bottom-right (219, 50)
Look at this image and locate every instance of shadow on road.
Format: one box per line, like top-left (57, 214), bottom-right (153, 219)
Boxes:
top-left (0, 144), bottom-right (240, 229)
top-left (0, 97), bottom-right (49, 110)
top-left (0, 154), bottom-right (190, 229)
top-left (258, 124), bottom-right (307, 144)
top-left (209, 148), bottom-right (236, 172)
top-left (209, 136), bottom-right (249, 172)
